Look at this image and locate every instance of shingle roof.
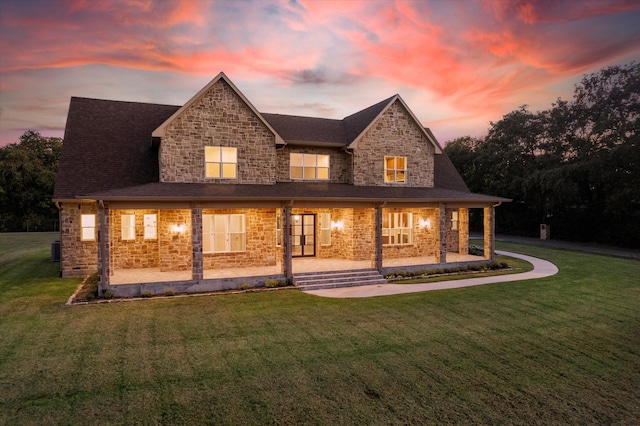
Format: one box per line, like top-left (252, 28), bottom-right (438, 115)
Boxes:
top-left (87, 181), bottom-right (508, 204)
top-left (54, 97), bottom-right (180, 200)
top-left (55, 95), bottom-right (503, 203)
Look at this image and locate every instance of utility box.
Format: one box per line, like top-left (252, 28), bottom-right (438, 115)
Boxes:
top-left (540, 224), bottom-right (550, 240)
top-left (51, 240), bottom-right (61, 262)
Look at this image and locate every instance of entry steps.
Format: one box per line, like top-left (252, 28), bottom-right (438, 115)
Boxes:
top-left (293, 268), bottom-right (388, 291)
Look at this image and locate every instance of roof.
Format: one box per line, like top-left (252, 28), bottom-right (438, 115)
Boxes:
top-left (87, 181), bottom-right (508, 204)
top-left (55, 86), bottom-right (499, 204)
top-left (54, 97), bottom-right (179, 201)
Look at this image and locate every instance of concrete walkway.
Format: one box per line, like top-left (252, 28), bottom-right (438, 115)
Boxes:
top-left (304, 250), bottom-right (559, 298)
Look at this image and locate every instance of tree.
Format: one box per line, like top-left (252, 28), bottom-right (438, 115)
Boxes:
top-left (0, 131), bottom-right (62, 232)
top-left (445, 61), bottom-right (640, 247)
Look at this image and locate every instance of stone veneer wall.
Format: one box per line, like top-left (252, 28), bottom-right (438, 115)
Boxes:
top-left (202, 208), bottom-right (278, 270)
top-left (353, 101), bottom-right (435, 187)
top-left (59, 201), bottom-right (98, 277)
top-left (110, 209), bottom-right (160, 269)
top-left (351, 208), bottom-right (375, 261)
top-left (160, 79), bottom-right (277, 184)
top-left (158, 210), bottom-right (192, 271)
top-left (446, 209), bottom-right (460, 253)
top-left (381, 208), bottom-right (438, 260)
top-left (276, 146), bottom-right (352, 183)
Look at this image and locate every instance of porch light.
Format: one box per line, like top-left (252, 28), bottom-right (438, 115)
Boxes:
top-left (331, 220), bottom-right (344, 230)
top-left (293, 215), bottom-right (301, 221)
top-left (419, 219), bottom-right (431, 228)
top-left (170, 224), bottom-right (187, 234)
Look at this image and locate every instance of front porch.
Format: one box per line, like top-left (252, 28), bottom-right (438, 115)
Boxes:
top-left (109, 252), bottom-right (486, 285)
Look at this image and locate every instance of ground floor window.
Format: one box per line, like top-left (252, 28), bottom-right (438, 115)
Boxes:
top-left (203, 214), bottom-right (245, 253)
top-left (382, 212), bottom-right (412, 245)
top-left (121, 214), bottom-right (135, 240)
top-left (319, 213), bottom-right (331, 246)
top-left (143, 214), bottom-right (157, 239)
top-left (81, 214), bottom-right (96, 241)
top-left (275, 213), bottom-right (282, 246)
top-left (451, 211), bottom-right (459, 230)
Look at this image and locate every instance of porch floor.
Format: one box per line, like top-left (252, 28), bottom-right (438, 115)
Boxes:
top-left (109, 253), bottom-right (486, 285)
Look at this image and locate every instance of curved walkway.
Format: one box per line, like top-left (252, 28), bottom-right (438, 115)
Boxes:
top-left (305, 250), bottom-right (559, 298)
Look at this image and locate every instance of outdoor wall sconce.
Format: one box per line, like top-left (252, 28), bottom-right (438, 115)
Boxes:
top-left (170, 224), bottom-right (187, 234)
top-left (293, 215), bottom-right (301, 222)
top-left (419, 219), bottom-right (431, 229)
top-left (331, 220), bottom-right (345, 230)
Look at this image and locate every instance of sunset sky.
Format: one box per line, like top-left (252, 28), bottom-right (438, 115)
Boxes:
top-left (1, 0), bottom-right (639, 147)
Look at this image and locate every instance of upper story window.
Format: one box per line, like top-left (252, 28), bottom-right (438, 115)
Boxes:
top-left (384, 156), bottom-right (406, 183)
top-left (290, 153), bottom-right (329, 180)
top-left (205, 146), bottom-right (237, 179)
top-left (80, 214), bottom-right (96, 241)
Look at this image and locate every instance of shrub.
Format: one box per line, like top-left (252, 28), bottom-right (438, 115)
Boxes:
top-left (102, 291), bottom-right (114, 300)
top-left (140, 291), bottom-right (152, 298)
top-left (264, 279), bottom-right (278, 288)
top-left (276, 279), bottom-right (288, 287)
top-left (238, 283), bottom-right (250, 290)
top-left (164, 289), bottom-right (175, 297)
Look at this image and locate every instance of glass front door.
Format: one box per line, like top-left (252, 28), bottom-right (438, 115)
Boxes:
top-left (292, 214), bottom-right (315, 257)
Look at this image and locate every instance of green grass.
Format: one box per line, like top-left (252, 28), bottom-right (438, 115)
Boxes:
top-left (1, 233), bottom-right (639, 424)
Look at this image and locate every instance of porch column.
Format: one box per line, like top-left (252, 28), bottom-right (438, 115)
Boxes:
top-left (374, 204), bottom-right (383, 272)
top-left (483, 205), bottom-right (495, 261)
top-left (283, 204), bottom-right (293, 280)
top-left (459, 208), bottom-right (469, 255)
top-left (438, 203), bottom-right (447, 264)
top-left (191, 205), bottom-right (203, 281)
top-left (97, 201), bottom-right (110, 295)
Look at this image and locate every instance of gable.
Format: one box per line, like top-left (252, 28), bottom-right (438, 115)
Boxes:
top-left (152, 72), bottom-right (283, 145)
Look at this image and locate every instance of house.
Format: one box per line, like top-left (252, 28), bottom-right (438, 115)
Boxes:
top-left (53, 72), bottom-right (509, 296)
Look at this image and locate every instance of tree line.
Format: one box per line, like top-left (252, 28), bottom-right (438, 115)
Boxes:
top-left (0, 131), bottom-right (62, 232)
top-left (445, 61), bottom-right (639, 248)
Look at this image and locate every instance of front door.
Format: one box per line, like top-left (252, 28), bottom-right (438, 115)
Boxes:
top-left (292, 214), bottom-right (315, 257)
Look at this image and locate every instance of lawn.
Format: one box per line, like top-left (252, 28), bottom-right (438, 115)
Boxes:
top-left (1, 233), bottom-right (639, 425)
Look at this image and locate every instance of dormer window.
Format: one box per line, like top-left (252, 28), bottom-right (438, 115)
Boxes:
top-left (384, 156), bottom-right (406, 183)
top-left (205, 146), bottom-right (237, 179)
top-left (290, 153), bottom-right (329, 180)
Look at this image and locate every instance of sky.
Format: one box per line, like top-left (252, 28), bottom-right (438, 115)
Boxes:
top-left (1, 0), bottom-right (639, 147)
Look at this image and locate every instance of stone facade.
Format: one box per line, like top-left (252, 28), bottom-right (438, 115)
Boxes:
top-left (110, 209), bottom-right (160, 269)
top-left (353, 101), bottom-right (435, 187)
top-left (158, 209), bottom-right (192, 271)
top-left (59, 202), bottom-right (98, 277)
top-left (276, 146), bottom-right (352, 183)
top-left (160, 79), bottom-right (277, 184)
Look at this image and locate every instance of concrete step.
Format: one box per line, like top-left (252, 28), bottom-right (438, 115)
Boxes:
top-left (294, 269), bottom-right (388, 291)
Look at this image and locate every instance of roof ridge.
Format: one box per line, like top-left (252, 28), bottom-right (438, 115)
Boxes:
top-left (70, 96), bottom-right (179, 108)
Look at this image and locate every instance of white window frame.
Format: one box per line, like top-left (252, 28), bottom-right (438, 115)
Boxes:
top-left (384, 156), bottom-right (407, 183)
top-left (205, 146), bottom-right (237, 179)
top-left (451, 211), bottom-right (459, 231)
top-left (143, 214), bottom-right (157, 240)
top-left (382, 212), bottom-right (413, 246)
top-left (290, 153), bottom-right (330, 181)
top-left (121, 214), bottom-right (135, 240)
top-left (319, 213), bottom-right (331, 246)
top-left (203, 214), bottom-right (246, 253)
top-left (80, 214), bottom-right (96, 241)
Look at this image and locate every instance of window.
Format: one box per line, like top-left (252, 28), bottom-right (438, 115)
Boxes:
top-left (319, 213), bottom-right (331, 246)
top-left (382, 212), bottom-right (413, 245)
top-left (203, 214), bottom-right (245, 253)
top-left (205, 146), bottom-right (237, 179)
top-left (275, 213), bottom-right (282, 247)
top-left (384, 156), bottom-right (406, 183)
top-left (80, 214), bottom-right (96, 241)
top-left (451, 211), bottom-right (459, 231)
top-left (290, 153), bottom-right (329, 180)
top-left (121, 214), bottom-right (135, 240)
top-left (144, 214), bottom-right (157, 240)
